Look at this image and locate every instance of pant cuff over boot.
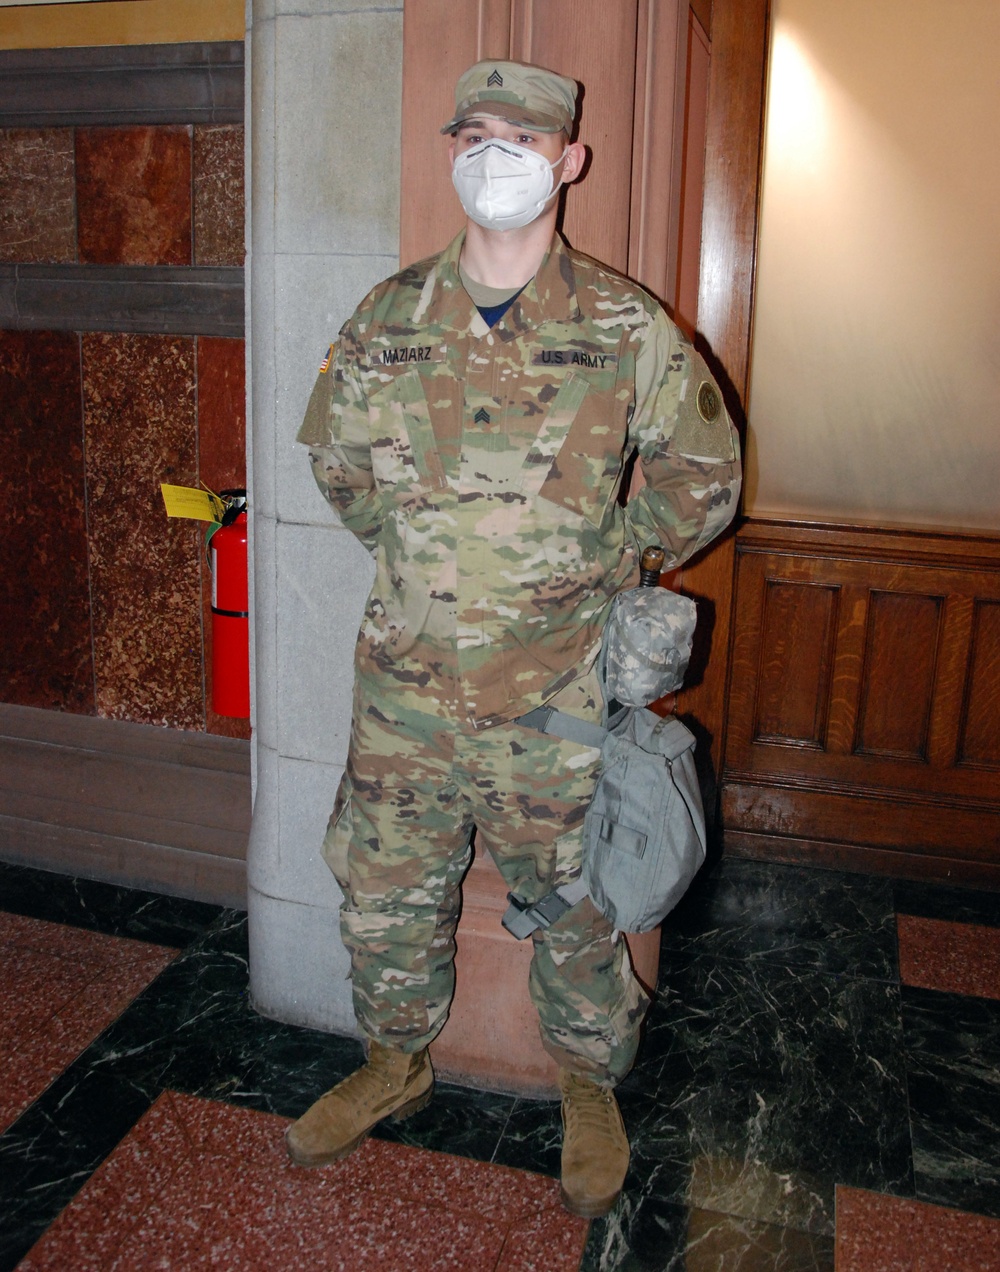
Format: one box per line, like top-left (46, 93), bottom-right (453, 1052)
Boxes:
top-left (285, 1042), bottom-right (434, 1168)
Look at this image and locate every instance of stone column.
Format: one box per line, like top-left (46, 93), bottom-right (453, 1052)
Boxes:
top-left (245, 0), bottom-right (402, 1032)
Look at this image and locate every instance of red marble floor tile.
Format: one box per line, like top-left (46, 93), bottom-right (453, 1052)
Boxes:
top-left (193, 124), bottom-right (245, 266)
top-left (498, 1203), bottom-right (597, 1271)
top-left (836, 1186), bottom-right (1000, 1271)
top-left (0, 330), bottom-right (94, 713)
top-left (0, 915), bottom-right (175, 1133)
top-left (0, 944), bottom-right (98, 1035)
top-left (16, 1089), bottom-right (191, 1271)
top-left (0, 128), bottom-right (76, 263)
top-left (82, 331), bottom-right (205, 729)
top-left (897, 914), bottom-right (1000, 1001)
top-left (76, 125), bottom-right (192, 266)
top-left (197, 335), bottom-right (250, 739)
top-left (19, 1092), bottom-right (589, 1272)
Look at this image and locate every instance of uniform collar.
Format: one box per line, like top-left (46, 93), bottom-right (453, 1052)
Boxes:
top-left (435, 231), bottom-right (581, 337)
top-left (505, 233), bottom-right (580, 337)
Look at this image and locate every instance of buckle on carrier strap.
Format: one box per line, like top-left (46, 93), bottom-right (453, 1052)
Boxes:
top-left (501, 703), bottom-right (608, 940)
top-left (501, 878), bottom-right (591, 940)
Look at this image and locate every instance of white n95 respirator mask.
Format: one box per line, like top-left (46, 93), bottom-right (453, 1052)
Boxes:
top-left (451, 139), bottom-right (567, 232)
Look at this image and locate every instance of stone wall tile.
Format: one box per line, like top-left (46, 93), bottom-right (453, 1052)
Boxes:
top-left (273, 10), bottom-right (401, 256)
top-left (274, 0), bottom-right (400, 13)
top-left (274, 250), bottom-right (398, 526)
top-left (248, 17), bottom-right (276, 254)
top-left (248, 247), bottom-right (276, 519)
top-left (76, 126), bottom-right (193, 266)
top-left (274, 518), bottom-right (371, 766)
top-left (250, 511), bottom-right (277, 752)
top-left (247, 886), bottom-right (358, 1035)
top-left (0, 264), bottom-right (244, 338)
top-left (0, 129), bottom-right (76, 264)
top-left (248, 750), bottom-right (345, 907)
top-left (0, 330), bottom-right (94, 711)
top-left (198, 335), bottom-right (247, 496)
top-left (194, 125), bottom-right (245, 267)
top-left (83, 332), bottom-right (203, 728)
top-left (0, 43), bottom-right (244, 128)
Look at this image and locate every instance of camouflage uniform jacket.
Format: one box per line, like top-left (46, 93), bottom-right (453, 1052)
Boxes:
top-left (298, 231), bottom-right (741, 730)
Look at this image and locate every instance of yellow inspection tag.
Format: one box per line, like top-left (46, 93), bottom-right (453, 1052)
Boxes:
top-left (160, 484), bottom-right (225, 524)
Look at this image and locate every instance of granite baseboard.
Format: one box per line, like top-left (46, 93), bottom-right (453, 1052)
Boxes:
top-left (0, 703), bottom-right (250, 908)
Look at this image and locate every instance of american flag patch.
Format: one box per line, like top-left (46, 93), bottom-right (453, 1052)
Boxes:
top-left (319, 344), bottom-right (334, 373)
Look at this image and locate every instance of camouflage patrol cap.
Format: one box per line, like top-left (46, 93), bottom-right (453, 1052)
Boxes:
top-left (440, 60), bottom-right (578, 135)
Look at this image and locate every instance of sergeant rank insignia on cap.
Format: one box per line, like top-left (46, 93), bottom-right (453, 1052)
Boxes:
top-left (487, 69), bottom-right (503, 86)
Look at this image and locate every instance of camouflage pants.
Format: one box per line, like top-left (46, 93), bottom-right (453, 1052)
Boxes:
top-left (321, 670), bottom-right (650, 1086)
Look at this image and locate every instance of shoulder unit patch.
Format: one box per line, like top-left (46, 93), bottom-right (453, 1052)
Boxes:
top-left (696, 380), bottom-right (721, 424)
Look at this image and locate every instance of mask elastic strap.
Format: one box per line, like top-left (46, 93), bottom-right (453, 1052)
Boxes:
top-left (549, 146), bottom-right (569, 171)
top-left (545, 146), bottom-right (570, 200)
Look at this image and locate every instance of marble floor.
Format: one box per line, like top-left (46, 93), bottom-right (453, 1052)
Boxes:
top-left (3, 855), bottom-right (1000, 1270)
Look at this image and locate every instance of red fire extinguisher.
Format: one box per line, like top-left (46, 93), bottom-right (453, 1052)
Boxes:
top-left (210, 490), bottom-right (250, 718)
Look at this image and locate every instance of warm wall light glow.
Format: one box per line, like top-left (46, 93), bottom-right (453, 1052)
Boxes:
top-left (766, 29), bottom-right (828, 168)
top-left (748, 1), bottom-right (1000, 531)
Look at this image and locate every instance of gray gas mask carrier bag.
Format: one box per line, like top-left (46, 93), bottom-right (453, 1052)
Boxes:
top-left (503, 572), bottom-right (707, 938)
top-left (503, 703), bottom-right (706, 937)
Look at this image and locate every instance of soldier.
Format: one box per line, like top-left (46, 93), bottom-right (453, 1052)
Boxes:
top-left (288, 60), bottom-right (741, 1217)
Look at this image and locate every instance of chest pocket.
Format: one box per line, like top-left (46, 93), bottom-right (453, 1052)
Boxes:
top-left (367, 367), bottom-right (448, 495)
top-left (520, 371), bottom-right (629, 527)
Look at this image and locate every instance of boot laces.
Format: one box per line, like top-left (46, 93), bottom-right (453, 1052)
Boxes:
top-left (564, 1077), bottom-right (618, 1137)
top-left (321, 1046), bottom-right (414, 1109)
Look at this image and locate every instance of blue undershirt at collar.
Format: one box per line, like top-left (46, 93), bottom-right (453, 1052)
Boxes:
top-left (476, 290), bottom-right (523, 328)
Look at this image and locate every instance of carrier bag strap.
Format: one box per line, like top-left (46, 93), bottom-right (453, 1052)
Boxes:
top-left (515, 704), bottom-right (608, 750)
top-left (501, 877), bottom-right (591, 940)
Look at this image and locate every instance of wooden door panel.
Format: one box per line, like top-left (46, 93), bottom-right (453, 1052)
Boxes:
top-left (754, 580), bottom-right (837, 748)
top-left (855, 591), bottom-right (943, 761)
top-left (722, 783), bottom-right (1000, 875)
top-left (400, 1), bottom-right (486, 267)
top-left (510, 0), bottom-right (640, 274)
top-left (629, 0), bottom-right (688, 308)
top-left (960, 600), bottom-right (1000, 769)
top-left (674, 0), bottom-right (769, 820)
top-left (401, 0), bottom-right (712, 298)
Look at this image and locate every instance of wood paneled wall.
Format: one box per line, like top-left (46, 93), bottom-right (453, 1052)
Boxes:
top-left (401, 0), bottom-right (644, 273)
top-left (401, 0), bottom-right (706, 299)
top-left (723, 520), bottom-right (1000, 886)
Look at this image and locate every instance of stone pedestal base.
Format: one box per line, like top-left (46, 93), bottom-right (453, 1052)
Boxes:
top-left (247, 888), bottom-right (360, 1039)
top-left (429, 852), bottom-right (660, 1099)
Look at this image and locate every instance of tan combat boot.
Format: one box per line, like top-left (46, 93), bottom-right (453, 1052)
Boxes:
top-left (285, 1041), bottom-right (434, 1167)
top-left (558, 1069), bottom-right (630, 1218)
